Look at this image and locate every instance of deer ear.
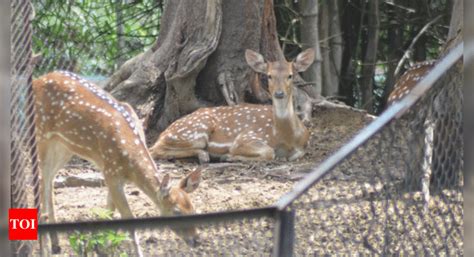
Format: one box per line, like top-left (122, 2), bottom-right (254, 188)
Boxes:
top-left (159, 174), bottom-right (171, 197)
top-left (245, 49), bottom-right (268, 74)
top-left (179, 168), bottom-right (202, 193)
top-left (293, 48), bottom-right (315, 72)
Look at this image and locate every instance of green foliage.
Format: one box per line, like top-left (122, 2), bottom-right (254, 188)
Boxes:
top-left (32, 0), bottom-right (162, 76)
top-left (68, 208), bottom-right (129, 256)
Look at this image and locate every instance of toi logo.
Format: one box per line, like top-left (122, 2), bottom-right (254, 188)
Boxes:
top-left (9, 208), bottom-right (38, 240)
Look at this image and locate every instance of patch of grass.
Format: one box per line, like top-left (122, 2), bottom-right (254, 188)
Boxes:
top-left (68, 208), bottom-right (129, 257)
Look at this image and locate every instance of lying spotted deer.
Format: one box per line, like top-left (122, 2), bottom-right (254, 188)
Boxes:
top-left (150, 49), bottom-right (314, 162)
top-left (387, 60), bottom-right (436, 212)
top-left (33, 71), bottom-right (201, 256)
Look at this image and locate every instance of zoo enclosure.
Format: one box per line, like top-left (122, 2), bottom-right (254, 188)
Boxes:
top-left (10, 0), bottom-right (463, 255)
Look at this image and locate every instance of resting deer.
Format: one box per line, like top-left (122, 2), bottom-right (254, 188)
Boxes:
top-left (33, 71), bottom-right (201, 256)
top-left (150, 49), bottom-right (314, 162)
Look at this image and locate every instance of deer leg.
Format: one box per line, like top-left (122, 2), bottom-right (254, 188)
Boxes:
top-left (106, 191), bottom-right (116, 213)
top-left (226, 139), bottom-right (275, 161)
top-left (105, 177), bottom-right (143, 257)
top-left (288, 148), bottom-right (306, 161)
top-left (37, 140), bottom-right (73, 254)
top-left (150, 144), bottom-right (210, 163)
top-left (422, 117), bottom-right (435, 213)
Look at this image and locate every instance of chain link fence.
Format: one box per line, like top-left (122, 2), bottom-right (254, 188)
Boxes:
top-left (277, 44), bottom-right (463, 255)
top-left (11, 0), bottom-right (463, 255)
top-left (11, 0), bottom-right (41, 255)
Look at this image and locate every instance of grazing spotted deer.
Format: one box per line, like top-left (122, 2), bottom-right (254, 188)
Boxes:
top-left (33, 71), bottom-right (201, 256)
top-left (150, 49), bottom-right (314, 162)
top-left (387, 60), bottom-right (436, 212)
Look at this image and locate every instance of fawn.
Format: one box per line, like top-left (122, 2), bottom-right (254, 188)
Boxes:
top-left (150, 49), bottom-right (314, 162)
top-left (33, 71), bottom-right (201, 256)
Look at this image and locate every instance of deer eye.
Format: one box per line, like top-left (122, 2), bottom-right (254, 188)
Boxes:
top-left (267, 75), bottom-right (272, 79)
top-left (288, 74), bottom-right (293, 79)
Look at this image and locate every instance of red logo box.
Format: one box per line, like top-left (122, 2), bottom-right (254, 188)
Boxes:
top-left (9, 208), bottom-right (38, 240)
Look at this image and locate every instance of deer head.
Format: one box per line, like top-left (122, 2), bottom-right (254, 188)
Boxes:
top-left (157, 168), bottom-right (201, 246)
top-left (245, 48), bottom-right (315, 118)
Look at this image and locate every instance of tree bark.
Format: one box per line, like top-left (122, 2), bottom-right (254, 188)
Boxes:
top-left (380, 1), bottom-right (403, 111)
top-left (298, 0), bottom-right (322, 96)
top-left (326, 0), bottom-right (342, 97)
top-left (105, 0), bottom-right (222, 141)
top-left (339, 0), bottom-right (363, 106)
top-left (319, 1), bottom-right (330, 97)
top-left (359, 0), bottom-right (379, 113)
top-left (446, 0), bottom-right (462, 51)
top-left (105, 0), bottom-right (289, 141)
top-left (318, 0), bottom-right (343, 98)
top-left (115, 0), bottom-right (126, 68)
top-left (198, 0), bottom-right (284, 106)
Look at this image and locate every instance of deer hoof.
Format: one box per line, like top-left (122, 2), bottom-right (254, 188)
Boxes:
top-left (198, 152), bottom-right (210, 164)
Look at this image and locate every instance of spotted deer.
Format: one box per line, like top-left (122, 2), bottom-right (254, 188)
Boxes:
top-left (150, 49), bottom-right (314, 162)
top-left (387, 60), bottom-right (436, 212)
top-left (387, 60), bottom-right (436, 104)
top-left (33, 71), bottom-right (201, 256)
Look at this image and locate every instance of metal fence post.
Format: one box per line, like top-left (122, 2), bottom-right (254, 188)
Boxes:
top-left (273, 209), bottom-right (295, 257)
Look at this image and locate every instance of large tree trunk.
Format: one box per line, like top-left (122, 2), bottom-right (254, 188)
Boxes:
top-left (326, 0), bottom-right (343, 97)
top-left (105, 0), bottom-right (285, 142)
top-left (115, 0), bottom-right (126, 68)
top-left (318, 0), bottom-right (343, 98)
top-left (446, 0), bottom-right (462, 50)
top-left (380, 1), bottom-right (403, 112)
top-left (339, 0), bottom-right (363, 106)
top-left (359, 0), bottom-right (379, 113)
top-left (298, 0), bottom-right (322, 96)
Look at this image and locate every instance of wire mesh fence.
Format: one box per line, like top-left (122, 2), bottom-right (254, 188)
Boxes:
top-left (11, 0), bottom-right (41, 255)
top-left (277, 45), bottom-right (463, 255)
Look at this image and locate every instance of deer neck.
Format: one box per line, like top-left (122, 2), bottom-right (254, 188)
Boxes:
top-left (272, 96), bottom-right (300, 136)
top-left (124, 150), bottom-right (164, 207)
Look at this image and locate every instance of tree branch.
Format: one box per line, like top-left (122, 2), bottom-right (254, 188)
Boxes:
top-left (394, 15), bottom-right (443, 76)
